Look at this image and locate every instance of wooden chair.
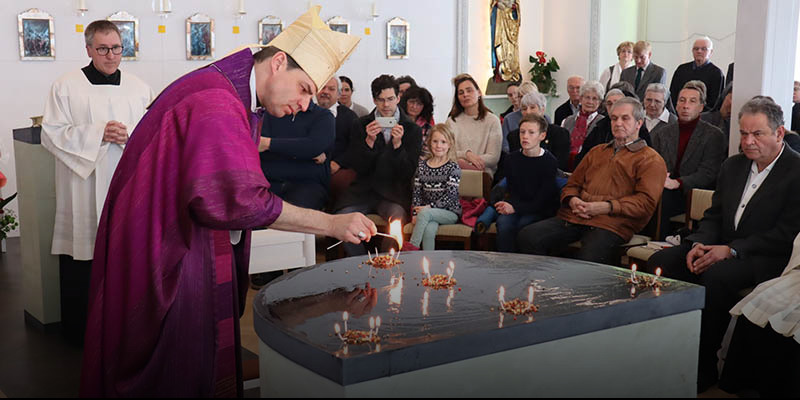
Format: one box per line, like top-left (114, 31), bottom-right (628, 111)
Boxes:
top-left (402, 169), bottom-right (487, 249)
top-left (627, 188), bottom-right (714, 266)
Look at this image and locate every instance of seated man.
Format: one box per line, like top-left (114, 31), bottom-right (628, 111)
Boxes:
top-left (334, 74), bottom-right (422, 256)
top-left (517, 98), bottom-right (667, 265)
top-left (648, 97), bottom-right (800, 392)
top-left (650, 80), bottom-right (726, 239)
top-left (316, 76), bottom-right (360, 205)
top-left (643, 83), bottom-right (676, 133)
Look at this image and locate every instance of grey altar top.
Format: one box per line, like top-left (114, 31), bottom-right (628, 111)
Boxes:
top-left (253, 251), bottom-right (704, 386)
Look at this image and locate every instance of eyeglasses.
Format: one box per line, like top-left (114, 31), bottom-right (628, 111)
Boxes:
top-left (95, 45), bottom-right (124, 55)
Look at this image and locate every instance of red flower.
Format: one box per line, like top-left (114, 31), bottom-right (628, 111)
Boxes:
top-left (535, 51), bottom-right (544, 58)
top-left (538, 56), bottom-right (547, 64)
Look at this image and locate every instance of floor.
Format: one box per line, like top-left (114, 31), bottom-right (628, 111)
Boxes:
top-left (0, 236), bottom-right (740, 397)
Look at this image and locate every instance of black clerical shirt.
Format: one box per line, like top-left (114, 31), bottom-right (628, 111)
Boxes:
top-left (81, 62), bottom-right (121, 86)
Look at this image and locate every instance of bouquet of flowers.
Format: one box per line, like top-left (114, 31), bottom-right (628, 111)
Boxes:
top-left (528, 51), bottom-right (560, 96)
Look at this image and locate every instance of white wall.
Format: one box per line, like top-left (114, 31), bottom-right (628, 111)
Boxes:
top-left (0, 0), bottom-right (458, 237)
top-left (598, 0), bottom-right (640, 78)
top-left (544, 0), bottom-right (592, 103)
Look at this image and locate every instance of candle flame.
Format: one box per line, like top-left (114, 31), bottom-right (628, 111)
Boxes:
top-left (342, 311), bottom-right (349, 321)
top-left (389, 219), bottom-right (403, 250)
top-left (369, 316), bottom-right (375, 329)
top-left (499, 286), bottom-right (506, 303)
top-left (376, 316), bottom-right (382, 327)
top-left (631, 264), bottom-right (637, 272)
top-left (390, 248), bottom-right (395, 258)
top-left (655, 267), bottom-right (662, 277)
top-left (334, 323), bottom-right (341, 333)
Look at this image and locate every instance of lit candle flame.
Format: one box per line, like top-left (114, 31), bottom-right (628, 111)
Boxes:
top-left (655, 267), bottom-right (662, 278)
top-left (528, 286), bottom-right (534, 304)
top-left (389, 219), bottom-right (403, 250)
top-left (498, 286), bottom-right (506, 306)
top-left (342, 311), bottom-right (349, 332)
top-left (390, 248), bottom-right (395, 259)
top-left (422, 257), bottom-right (431, 279)
top-left (630, 264), bottom-right (638, 282)
top-left (334, 323), bottom-right (344, 340)
top-left (369, 316), bottom-right (375, 340)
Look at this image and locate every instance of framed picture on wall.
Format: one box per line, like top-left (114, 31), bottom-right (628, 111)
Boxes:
top-left (18, 8), bottom-right (55, 60)
top-left (386, 17), bottom-right (409, 59)
top-left (258, 16), bottom-right (283, 45)
top-left (186, 13), bottom-right (214, 60)
top-left (107, 11), bottom-right (139, 60)
top-left (326, 16), bottom-right (349, 34)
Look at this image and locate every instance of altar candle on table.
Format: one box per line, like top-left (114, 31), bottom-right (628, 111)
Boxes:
top-left (375, 316), bottom-right (381, 336)
top-left (498, 312), bottom-right (504, 329)
top-left (334, 323), bottom-right (344, 340)
top-left (448, 261), bottom-right (455, 281)
top-left (498, 286), bottom-right (506, 307)
top-left (630, 264), bottom-right (638, 282)
top-left (343, 311), bottom-right (349, 332)
top-left (528, 285), bottom-right (534, 304)
top-left (369, 316), bottom-right (375, 340)
top-left (422, 257), bottom-right (431, 280)
top-left (422, 291), bottom-right (429, 316)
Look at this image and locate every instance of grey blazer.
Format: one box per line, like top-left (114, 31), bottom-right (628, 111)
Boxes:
top-left (650, 119), bottom-right (726, 194)
top-left (620, 62), bottom-right (667, 102)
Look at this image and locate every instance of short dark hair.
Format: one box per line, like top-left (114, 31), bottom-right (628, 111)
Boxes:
top-left (371, 74), bottom-right (399, 99)
top-left (253, 46), bottom-right (301, 70)
top-left (397, 75), bottom-right (417, 88)
top-left (519, 114), bottom-right (548, 133)
top-left (399, 86), bottom-right (434, 122)
top-left (84, 20), bottom-right (120, 46)
top-left (339, 76), bottom-right (354, 91)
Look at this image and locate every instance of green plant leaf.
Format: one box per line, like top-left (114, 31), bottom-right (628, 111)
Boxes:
top-left (0, 192), bottom-right (17, 210)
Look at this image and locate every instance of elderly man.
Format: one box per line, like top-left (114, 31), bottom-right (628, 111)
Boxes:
top-left (80, 8), bottom-right (373, 397)
top-left (41, 20), bottom-right (154, 346)
top-left (317, 76), bottom-right (360, 203)
top-left (650, 80), bottom-right (726, 239)
top-left (554, 76), bottom-right (585, 126)
top-left (669, 37), bottom-right (725, 111)
top-left (518, 97), bottom-right (667, 264)
top-left (620, 41), bottom-right (667, 102)
top-left (648, 97), bottom-right (800, 393)
top-left (644, 83), bottom-right (676, 132)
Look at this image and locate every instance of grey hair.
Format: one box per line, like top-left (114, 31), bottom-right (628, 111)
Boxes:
top-left (739, 96), bottom-right (785, 131)
top-left (610, 97), bottom-right (645, 122)
top-left (580, 80), bottom-right (605, 99)
top-left (84, 20), bottom-right (121, 47)
top-left (696, 36), bottom-right (713, 50)
top-left (605, 88), bottom-right (624, 99)
top-left (645, 83), bottom-right (669, 101)
top-left (520, 91), bottom-right (546, 110)
top-left (681, 80), bottom-right (707, 105)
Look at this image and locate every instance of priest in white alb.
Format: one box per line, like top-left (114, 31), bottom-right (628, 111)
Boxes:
top-left (41, 20), bottom-right (154, 345)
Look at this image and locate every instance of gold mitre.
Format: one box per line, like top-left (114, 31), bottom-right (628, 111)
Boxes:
top-left (269, 6), bottom-right (360, 92)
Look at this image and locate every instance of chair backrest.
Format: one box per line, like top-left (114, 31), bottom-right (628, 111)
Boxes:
top-left (458, 170), bottom-right (484, 198)
top-left (689, 189), bottom-right (714, 228)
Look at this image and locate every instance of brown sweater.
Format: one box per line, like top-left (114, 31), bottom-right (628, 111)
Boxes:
top-left (558, 139), bottom-right (667, 240)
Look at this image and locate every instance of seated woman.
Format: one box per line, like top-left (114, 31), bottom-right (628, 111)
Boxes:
top-left (338, 75), bottom-right (370, 118)
top-left (495, 114), bottom-right (559, 253)
top-left (561, 81), bottom-right (605, 171)
top-left (403, 124), bottom-right (462, 251)
top-left (507, 92), bottom-right (570, 171)
top-left (446, 73), bottom-right (503, 177)
top-left (400, 86), bottom-right (435, 157)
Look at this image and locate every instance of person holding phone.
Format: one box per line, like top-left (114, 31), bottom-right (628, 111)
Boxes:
top-left (334, 74), bottom-right (423, 256)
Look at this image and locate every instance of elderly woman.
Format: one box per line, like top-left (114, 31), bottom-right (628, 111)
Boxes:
top-left (644, 83), bottom-right (677, 133)
top-left (501, 81), bottom-right (542, 152)
top-left (561, 81), bottom-right (604, 170)
top-left (600, 41), bottom-right (635, 92)
top-left (400, 86), bottom-right (436, 157)
top-left (507, 92), bottom-right (570, 171)
top-left (446, 73), bottom-right (503, 177)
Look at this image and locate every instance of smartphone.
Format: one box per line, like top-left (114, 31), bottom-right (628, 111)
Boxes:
top-left (375, 117), bottom-right (397, 128)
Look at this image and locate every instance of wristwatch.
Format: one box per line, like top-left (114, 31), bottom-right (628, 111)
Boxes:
top-left (729, 247), bottom-right (738, 259)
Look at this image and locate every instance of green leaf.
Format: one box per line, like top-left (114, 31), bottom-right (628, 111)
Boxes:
top-left (0, 193), bottom-right (17, 210)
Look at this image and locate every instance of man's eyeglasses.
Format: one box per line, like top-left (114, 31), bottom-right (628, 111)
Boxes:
top-left (95, 45), bottom-right (124, 55)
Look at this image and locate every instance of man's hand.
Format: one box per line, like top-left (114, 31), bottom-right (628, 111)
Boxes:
top-left (365, 120), bottom-right (381, 148)
top-left (313, 152), bottom-right (327, 164)
top-left (568, 197), bottom-right (592, 219)
top-left (329, 212), bottom-right (378, 244)
top-left (569, 197), bottom-right (611, 219)
top-left (390, 124), bottom-right (404, 149)
top-left (103, 121), bottom-right (128, 145)
top-left (464, 151), bottom-right (485, 170)
top-left (687, 244), bottom-right (732, 274)
top-left (330, 161), bottom-right (341, 174)
top-left (664, 173), bottom-right (681, 190)
top-left (258, 137), bottom-right (271, 152)
top-left (495, 201), bottom-right (515, 215)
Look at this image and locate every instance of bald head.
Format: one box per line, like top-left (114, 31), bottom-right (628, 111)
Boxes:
top-left (692, 37), bottom-right (713, 66)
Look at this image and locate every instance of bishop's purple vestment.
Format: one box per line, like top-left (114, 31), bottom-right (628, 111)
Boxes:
top-left (80, 49), bottom-right (283, 397)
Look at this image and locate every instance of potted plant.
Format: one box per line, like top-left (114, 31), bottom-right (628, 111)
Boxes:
top-left (528, 51), bottom-right (560, 97)
top-left (0, 193), bottom-right (18, 252)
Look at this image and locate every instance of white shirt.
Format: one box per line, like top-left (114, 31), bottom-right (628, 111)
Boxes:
top-left (645, 108), bottom-right (671, 132)
top-left (599, 61), bottom-right (634, 89)
top-left (327, 103), bottom-right (338, 118)
top-left (734, 144), bottom-right (785, 230)
top-left (42, 69), bottom-right (154, 259)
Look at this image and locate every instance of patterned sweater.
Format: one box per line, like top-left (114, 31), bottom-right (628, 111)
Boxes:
top-left (412, 160), bottom-right (462, 215)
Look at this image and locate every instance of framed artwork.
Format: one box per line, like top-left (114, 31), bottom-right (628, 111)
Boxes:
top-left (326, 16), bottom-right (349, 34)
top-left (18, 8), bottom-right (55, 60)
top-left (386, 17), bottom-right (409, 59)
top-left (107, 11), bottom-right (139, 60)
top-left (186, 13), bottom-right (214, 60)
top-left (258, 16), bottom-right (283, 45)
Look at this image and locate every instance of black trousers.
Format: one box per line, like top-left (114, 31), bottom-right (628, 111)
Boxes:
top-left (648, 242), bottom-right (787, 390)
top-left (270, 181), bottom-right (328, 211)
top-left (59, 255), bottom-right (92, 346)
top-left (336, 199), bottom-right (408, 256)
top-left (517, 217), bottom-right (626, 265)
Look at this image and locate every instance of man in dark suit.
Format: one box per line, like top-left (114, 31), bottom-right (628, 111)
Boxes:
top-left (650, 80), bottom-right (726, 239)
top-left (334, 74), bottom-right (422, 256)
top-left (669, 37), bottom-right (725, 111)
top-left (553, 75), bottom-right (584, 126)
top-left (620, 40), bottom-right (667, 103)
top-left (648, 97), bottom-right (800, 393)
top-left (315, 76), bottom-right (360, 205)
